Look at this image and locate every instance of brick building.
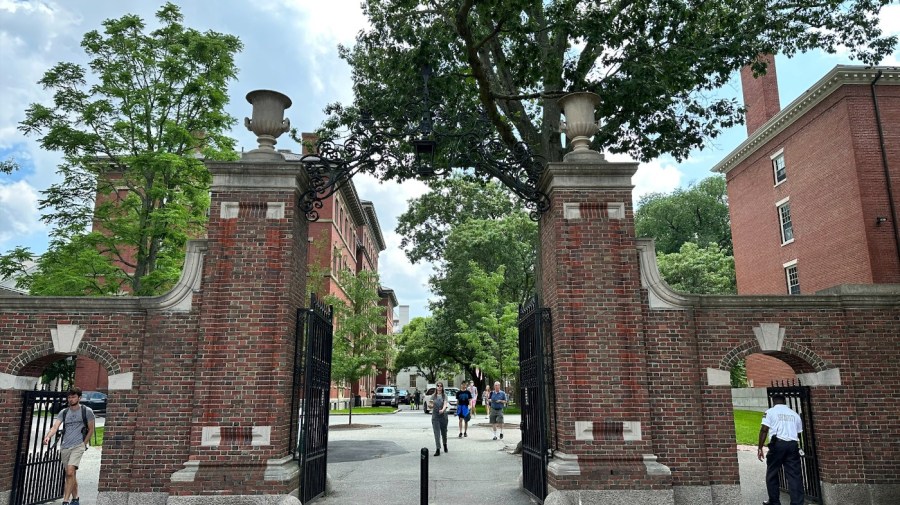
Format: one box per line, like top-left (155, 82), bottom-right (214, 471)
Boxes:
top-left (713, 63), bottom-right (900, 387)
top-left (714, 63), bottom-right (900, 296)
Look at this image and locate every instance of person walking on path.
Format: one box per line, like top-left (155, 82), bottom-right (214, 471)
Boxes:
top-left (431, 383), bottom-right (450, 455)
top-left (758, 395), bottom-right (804, 505)
top-left (456, 386), bottom-right (473, 437)
top-left (467, 380), bottom-right (478, 417)
top-left (489, 381), bottom-right (508, 440)
top-left (482, 386), bottom-right (491, 419)
top-left (413, 388), bottom-right (421, 410)
top-left (42, 387), bottom-right (95, 505)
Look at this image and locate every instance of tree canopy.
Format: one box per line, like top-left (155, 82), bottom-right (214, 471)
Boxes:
top-left (656, 242), bottom-right (736, 294)
top-left (394, 316), bottom-right (458, 383)
top-left (3, 3), bottom-right (242, 295)
top-left (328, 269), bottom-right (395, 423)
top-left (331, 0), bottom-right (895, 181)
top-left (635, 176), bottom-right (731, 255)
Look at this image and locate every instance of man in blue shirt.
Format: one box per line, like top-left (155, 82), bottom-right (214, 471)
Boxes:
top-left (489, 381), bottom-right (508, 440)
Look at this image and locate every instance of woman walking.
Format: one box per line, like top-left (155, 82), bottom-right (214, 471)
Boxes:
top-left (431, 382), bottom-right (449, 456)
top-left (482, 386), bottom-right (491, 419)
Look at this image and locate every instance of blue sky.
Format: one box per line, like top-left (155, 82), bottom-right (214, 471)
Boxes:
top-left (1, 1), bottom-right (898, 318)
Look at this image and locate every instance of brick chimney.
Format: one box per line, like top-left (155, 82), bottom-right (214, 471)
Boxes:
top-left (740, 54), bottom-right (781, 136)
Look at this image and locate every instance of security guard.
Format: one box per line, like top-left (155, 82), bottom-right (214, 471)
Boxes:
top-left (757, 395), bottom-right (804, 505)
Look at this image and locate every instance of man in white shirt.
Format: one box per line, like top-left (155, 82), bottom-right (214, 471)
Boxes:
top-left (757, 395), bottom-right (804, 505)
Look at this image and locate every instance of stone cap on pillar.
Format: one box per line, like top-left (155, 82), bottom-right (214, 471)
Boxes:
top-left (539, 161), bottom-right (638, 193)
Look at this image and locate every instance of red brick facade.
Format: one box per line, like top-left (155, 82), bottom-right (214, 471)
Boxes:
top-left (539, 159), bottom-right (900, 504)
top-left (718, 66), bottom-right (900, 296)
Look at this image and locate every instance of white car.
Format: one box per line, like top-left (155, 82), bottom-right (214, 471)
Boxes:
top-left (424, 386), bottom-right (458, 414)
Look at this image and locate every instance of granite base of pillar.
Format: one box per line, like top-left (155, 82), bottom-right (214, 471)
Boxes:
top-left (672, 485), bottom-right (741, 505)
top-left (0, 489), bottom-right (9, 505)
top-left (98, 491), bottom-right (302, 505)
top-left (822, 482), bottom-right (900, 505)
top-left (544, 489), bottom-right (674, 505)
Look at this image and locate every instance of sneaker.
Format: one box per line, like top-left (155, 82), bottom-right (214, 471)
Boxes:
top-left (499, 433), bottom-right (503, 439)
top-left (459, 433), bottom-right (463, 438)
top-left (493, 435), bottom-right (498, 440)
top-left (72, 500), bottom-right (80, 505)
top-left (464, 432), bottom-right (468, 437)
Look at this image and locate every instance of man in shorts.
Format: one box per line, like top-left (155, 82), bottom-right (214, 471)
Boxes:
top-left (43, 387), bottom-right (96, 505)
top-left (489, 381), bottom-right (508, 440)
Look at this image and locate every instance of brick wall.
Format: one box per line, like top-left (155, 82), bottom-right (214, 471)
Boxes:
top-left (745, 353), bottom-right (796, 387)
top-left (727, 82), bottom-right (900, 295)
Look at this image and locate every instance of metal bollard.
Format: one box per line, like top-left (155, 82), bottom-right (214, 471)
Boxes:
top-left (420, 447), bottom-right (429, 505)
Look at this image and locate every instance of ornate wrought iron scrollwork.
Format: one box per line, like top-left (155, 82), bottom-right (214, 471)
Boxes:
top-left (298, 67), bottom-right (551, 221)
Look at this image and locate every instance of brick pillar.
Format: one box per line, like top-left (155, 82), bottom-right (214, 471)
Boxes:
top-left (168, 158), bottom-right (309, 503)
top-left (540, 155), bottom-right (673, 504)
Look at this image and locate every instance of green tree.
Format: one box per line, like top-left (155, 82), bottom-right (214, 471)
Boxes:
top-left (635, 176), bottom-right (732, 255)
top-left (0, 158), bottom-right (19, 174)
top-left (330, 0), bottom-right (894, 179)
top-left (327, 269), bottom-right (394, 424)
top-left (394, 316), bottom-right (457, 383)
top-left (656, 242), bottom-right (736, 294)
top-left (396, 175), bottom-right (519, 264)
top-left (6, 3), bottom-right (242, 295)
top-left (457, 263), bottom-right (519, 386)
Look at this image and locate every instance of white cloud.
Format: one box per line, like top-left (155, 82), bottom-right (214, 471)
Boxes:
top-left (605, 152), bottom-right (684, 204)
top-left (0, 179), bottom-right (44, 247)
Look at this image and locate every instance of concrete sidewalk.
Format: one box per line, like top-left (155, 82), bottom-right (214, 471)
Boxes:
top-left (65, 410), bottom-right (779, 504)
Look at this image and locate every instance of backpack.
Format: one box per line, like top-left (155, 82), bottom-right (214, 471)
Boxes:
top-left (62, 405), bottom-right (89, 439)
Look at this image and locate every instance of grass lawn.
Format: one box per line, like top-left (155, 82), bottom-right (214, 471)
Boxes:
top-left (91, 426), bottom-right (104, 446)
top-left (734, 409), bottom-right (763, 445)
top-left (473, 405), bottom-right (521, 415)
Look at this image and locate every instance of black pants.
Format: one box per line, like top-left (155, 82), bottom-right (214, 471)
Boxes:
top-left (766, 438), bottom-right (804, 505)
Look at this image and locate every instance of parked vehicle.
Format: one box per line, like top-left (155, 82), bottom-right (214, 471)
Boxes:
top-left (397, 388), bottom-right (409, 404)
top-left (372, 385), bottom-right (399, 407)
top-left (80, 391), bottom-right (107, 415)
top-left (424, 385), bottom-right (458, 414)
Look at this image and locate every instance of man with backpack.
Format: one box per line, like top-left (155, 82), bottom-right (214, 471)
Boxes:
top-left (43, 387), bottom-right (96, 505)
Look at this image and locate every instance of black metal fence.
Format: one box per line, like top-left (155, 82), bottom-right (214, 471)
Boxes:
top-left (518, 295), bottom-right (550, 503)
top-left (293, 294), bottom-right (334, 503)
top-left (11, 390), bottom-right (67, 505)
top-left (768, 380), bottom-right (822, 503)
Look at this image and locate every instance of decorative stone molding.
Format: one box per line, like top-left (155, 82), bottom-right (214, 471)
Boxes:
top-left (151, 240), bottom-right (206, 313)
top-left (714, 65), bottom-right (900, 174)
top-left (221, 202), bottom-right (240, 219)
top-left (201, 426), bottom-right (272, 447)
top-left (607, 202), bottom-right (626, 220)
top-left (753, 323), bottom-right (785, 352)
top-left (50, 324), bottom-right (85, 354)
top-left (547, 451), bottom-right (581, 476)
top-left (706, 368), bottom-right (732, 386)
top-left (636, 239), bottom-right (691, 310)
top-left (798, 368), bottom-right (842, 386)
top-left (170, 460), bottom-right (200, 482)
top-left (263, 455), bottom-right (300, 482)
top-left (0, 373), bottom-right (39, 390)
top-left (266, 202), bottom-right (285, 219)
top-left (643, 454), bottom-right (672, 476)
top-left (107, 372), bottom-right (133, 390)
top-left (563, 203), bottom-right (581, 220)
top-left (574, 421), bottom-right (641, 441)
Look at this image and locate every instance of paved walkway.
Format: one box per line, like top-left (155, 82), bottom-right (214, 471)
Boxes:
top-left (57, 408), bottom-right (781, 504)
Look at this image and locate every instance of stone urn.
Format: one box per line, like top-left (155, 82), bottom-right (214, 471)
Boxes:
top-left (558, 91), bottom-right (603, 161)
top-left (244, 89), bottom-right (292, 152)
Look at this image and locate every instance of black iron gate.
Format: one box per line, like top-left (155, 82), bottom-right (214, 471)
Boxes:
top-left (11, 390), bottom-right (67, 505)
top-left (292, 294), bottom-right (334, 503)
top-left (767, 381), bottom-right (822, 503)
top-left (518, 296), bottom-right (551, 503)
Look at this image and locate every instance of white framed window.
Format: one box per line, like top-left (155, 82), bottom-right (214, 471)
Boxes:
top-left (776, 197), bottom-right (794, 244)
top-left (771, 149), bottom-right (786, 185)
top-left (784, 260), bottom-right (800, 295)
